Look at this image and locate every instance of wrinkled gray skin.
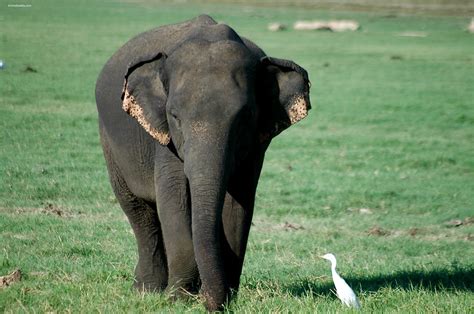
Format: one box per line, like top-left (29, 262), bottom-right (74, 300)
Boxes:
top-left (95, 15), bottom-right (311, 311)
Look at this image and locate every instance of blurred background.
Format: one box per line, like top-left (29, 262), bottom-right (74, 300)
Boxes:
top-left (1, 0), bottom-right (473, 312)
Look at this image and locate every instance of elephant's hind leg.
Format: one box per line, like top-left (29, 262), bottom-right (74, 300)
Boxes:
top-left (101, 132), bottom-right (168, 291)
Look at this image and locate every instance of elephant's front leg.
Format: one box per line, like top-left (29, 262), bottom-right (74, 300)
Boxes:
top-left (101, 131), bottom-right (168, 291)
top-left (155, 146), bottom-right (199, 297)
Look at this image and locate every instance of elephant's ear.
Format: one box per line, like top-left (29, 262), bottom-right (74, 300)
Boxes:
top-left (257, 56), bottom-right (311, 142)
top-left (121, 52), bottom-right (170, 145)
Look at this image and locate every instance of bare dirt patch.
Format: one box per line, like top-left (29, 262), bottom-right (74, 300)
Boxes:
top-left (0, 203), bottom-right (72, 217)
top-left (445, 217), bottom-right (473, 227)
top-left (0, 269), bottom-right (21, 288)
top-left (282, 222), bottom-right (305, 231)
top-left (408, 227), bottom-right (421, 236)
top-left (398, 31), bottom-right (428, 37)
top-left (252, 218), bottom-right (305, 232)
top-left (367, 226), bottom-right (391, 236)
top-left (42, 203), bottom-right (65, 216)
top-left (347, 207), bottom-right (373, 214)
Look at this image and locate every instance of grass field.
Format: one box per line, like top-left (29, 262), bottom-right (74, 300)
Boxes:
top-left (203, 0), bottom-right (474, 16)
top-left (1, 0), bottom-right (473, 312)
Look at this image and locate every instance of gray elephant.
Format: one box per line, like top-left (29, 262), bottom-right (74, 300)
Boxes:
top-left (95, 15), bottom-right (311, 311)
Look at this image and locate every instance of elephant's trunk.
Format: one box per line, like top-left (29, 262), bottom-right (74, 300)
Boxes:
top-left (183, 126), bottom-right (234, 311)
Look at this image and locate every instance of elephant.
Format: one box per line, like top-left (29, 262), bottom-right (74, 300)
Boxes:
top-left (95, 15), bottom-right (311, 311)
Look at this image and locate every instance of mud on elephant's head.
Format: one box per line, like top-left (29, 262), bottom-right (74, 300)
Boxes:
top-left (120, 37), bottom-right (311, 161)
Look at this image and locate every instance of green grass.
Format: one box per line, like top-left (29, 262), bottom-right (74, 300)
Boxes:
top-left (1, 0), bottom-right (473, 312)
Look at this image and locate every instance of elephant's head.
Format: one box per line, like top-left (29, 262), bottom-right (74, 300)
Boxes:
top-left (121, 37), bottom-right (310, 310)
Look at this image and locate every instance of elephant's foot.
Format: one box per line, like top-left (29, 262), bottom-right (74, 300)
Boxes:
top-left (200, 286), bottom-right (230, 312)
top-left (201, 291), bottom-right (226, 312)
top-left (133, 258), bottom-right (168, 293)
top-left (166, 276), bottom-right (200, 301)
top-left (133, 279), bottom-right (166, 293)
top-left (133, 269), bottom-right (167, 293)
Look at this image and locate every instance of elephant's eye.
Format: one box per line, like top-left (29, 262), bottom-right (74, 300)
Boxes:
top-left (169, 110), bottom-right (181, 127)
top-left (169, 110), bottom-right (179, 120)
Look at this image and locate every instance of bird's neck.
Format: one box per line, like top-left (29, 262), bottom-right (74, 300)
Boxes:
top-left (331, 266), bottom-right (340, 279)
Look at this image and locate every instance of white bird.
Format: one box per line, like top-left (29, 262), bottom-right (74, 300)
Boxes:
top-left (321, 253), bottom-right (361, 309)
